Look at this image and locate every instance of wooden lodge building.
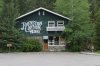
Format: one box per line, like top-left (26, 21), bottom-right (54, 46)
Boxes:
top-left (16, 7), bottom-right (70, 51)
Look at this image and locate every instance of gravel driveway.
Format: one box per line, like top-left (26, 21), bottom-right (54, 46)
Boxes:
top-left (0, 52), bottom-right (100, 66)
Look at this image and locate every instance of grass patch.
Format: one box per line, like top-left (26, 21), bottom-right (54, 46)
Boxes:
top-left (96, 50), bottom-right (100, 54)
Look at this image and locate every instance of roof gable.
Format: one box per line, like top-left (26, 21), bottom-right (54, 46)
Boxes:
top-left (16, 7), bottom-right (71, 20)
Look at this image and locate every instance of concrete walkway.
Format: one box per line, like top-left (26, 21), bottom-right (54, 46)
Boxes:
top-left (0, 52), bottom-right (100, 66)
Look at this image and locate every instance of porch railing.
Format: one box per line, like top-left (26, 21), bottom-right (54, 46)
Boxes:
top-left (46, 26), bottom-right (65, 31)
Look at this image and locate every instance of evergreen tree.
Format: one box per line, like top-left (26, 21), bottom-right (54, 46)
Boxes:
top-left (0, 0), bottom-right (3, 13)
top-left (54, 0), bottom-right (72, 18)
top-left (0, 0), bottom-right (21, 51)
top-left (15, 0), bottom-right (30, 15)
top-left (34, 0), bottom-right (56, 10)
top-left (15, 0), bottom-right (56, 15)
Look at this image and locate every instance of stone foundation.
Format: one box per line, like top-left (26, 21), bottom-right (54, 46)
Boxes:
top-left (48, 46), bottom-right (65, 51)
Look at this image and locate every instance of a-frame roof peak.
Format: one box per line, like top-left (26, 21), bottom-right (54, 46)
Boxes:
top-left (16, 7), bottom-right (71, 20)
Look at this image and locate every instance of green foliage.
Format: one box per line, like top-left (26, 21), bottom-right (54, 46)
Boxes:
top-left (96, 50), bottom-right (100, 54)
top-left (0, 0), bottom-right (22, 52)
top-left (34, 0), bottom-right (56, 10)
top-left (67, 42), bottom-right (82, 52)
top-left (15, 0), bottom-right (32, 15)
top-left (55, 0), bottom-right (94, 51)
top-left (0, 0), bottom-right (19, 31)
top-left (0, 0), bottom-right (3, 14)
top-left (88, 1), bottom-right (100, 45)
top-left (0, 30), bottom-right (24, 52)
top-left (54, 0), bottom-right (72, 18)
top-left (94, 9), bottom-right (100, 50)
top-left (19, 38), bottom-right (42, 52)
top-left (0, 0), bottom-right (99, 52)
top-left (0, 0), bottom-right (56, 52)
top-left (15, 0), bottom-right (56, 15)
top-left (90, 0), bottom-right (100, 50)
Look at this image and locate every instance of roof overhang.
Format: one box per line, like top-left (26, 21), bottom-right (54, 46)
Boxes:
top-left (16, 7), bottom-right (71, 20)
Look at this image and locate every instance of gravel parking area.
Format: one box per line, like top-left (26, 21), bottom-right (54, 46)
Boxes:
top-left (0, 52), bottom-right (100, 66)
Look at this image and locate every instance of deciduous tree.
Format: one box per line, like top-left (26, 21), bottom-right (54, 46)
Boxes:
top-left (55, 0), bottom-right (94, 51)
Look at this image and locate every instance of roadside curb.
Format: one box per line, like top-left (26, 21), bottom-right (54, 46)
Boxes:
top-left (80, 52), bottom-right (100, 56)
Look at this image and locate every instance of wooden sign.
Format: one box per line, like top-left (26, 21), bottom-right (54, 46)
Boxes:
top-left (7, 44), bottom-right (12, 47)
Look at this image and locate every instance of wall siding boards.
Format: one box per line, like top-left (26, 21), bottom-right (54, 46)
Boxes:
top-left (16, 9), bottom-right (69, 36)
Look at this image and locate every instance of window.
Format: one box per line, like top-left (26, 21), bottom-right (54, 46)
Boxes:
top-left (48, 21), bottom-right (55, 27)
top-left (43, 11), bottom-right (45, 15)
top-left (57, 21), bottom-right (64, 27)
top-left (48, 36), bottom-right (54, 45)
top-left (48, 36), bottom-right (59, 45)
top-left (54, 36), bottom-right (59, 45)
top-left (38, 11), bottom-right (40, 15)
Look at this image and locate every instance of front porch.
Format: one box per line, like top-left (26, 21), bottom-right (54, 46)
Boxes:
top-left (43, 36), bottom-right (65, 51)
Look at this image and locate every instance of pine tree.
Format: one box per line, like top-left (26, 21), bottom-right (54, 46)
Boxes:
top-left (0, 0), bottom-right (21, 51)
top-left (14, 0), bottom-right (56, 16)
top-left (34, 0), bottom-right (56, 10)
top-left (0, 0), bottom-right (3, 13)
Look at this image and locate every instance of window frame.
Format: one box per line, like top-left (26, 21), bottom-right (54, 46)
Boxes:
top-left (48, 21), bottom-right (55, 27)
top-left (57, 21), bottom-right (64, 27)
top-left (38, 11), bottom-right (40, 15)
top-left (43, 11), bottom-right (45, 15)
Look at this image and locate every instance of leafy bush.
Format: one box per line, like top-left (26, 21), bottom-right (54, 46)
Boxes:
top-left (19, 38), bottom-right (42, 52)
top-left (66, 41), bottom-right (82, 52)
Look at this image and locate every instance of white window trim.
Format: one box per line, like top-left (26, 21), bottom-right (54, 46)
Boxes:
top-left (48, 45), bottom-right (65, 46)
top-left (43, 11), bottom-right (45, 15)
top-left (48, 21), bottom-right (55, 27)
top-left (38, 11), bottom-right (40, 15)
top-left (57, 21), bottom-right (64, 27)
top-left (48, 36), bottom-right (65, 46)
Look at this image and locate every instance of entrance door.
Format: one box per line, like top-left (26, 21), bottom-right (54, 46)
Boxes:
top-left (44, 40), bottom-right (48, 51)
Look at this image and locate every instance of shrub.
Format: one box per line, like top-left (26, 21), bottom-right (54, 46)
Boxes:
top-left (19, 38), bottom-right (42, 52)
top-left (66, 43), bottom-right (81, 52)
